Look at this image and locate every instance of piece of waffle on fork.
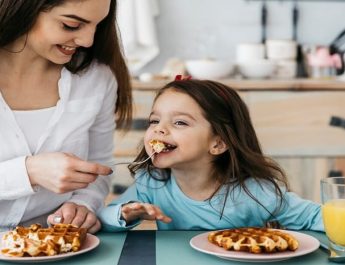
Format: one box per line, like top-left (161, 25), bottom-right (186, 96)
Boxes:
top-left (149, 139), bottom-right (166, 153)
top-left (208, 227), bottom-right (299, 254)
top-left (1, 223), bottom-right (87, 257)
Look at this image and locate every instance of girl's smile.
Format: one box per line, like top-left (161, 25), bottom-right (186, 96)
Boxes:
top-left (145, 89), bottom-right (218, 171)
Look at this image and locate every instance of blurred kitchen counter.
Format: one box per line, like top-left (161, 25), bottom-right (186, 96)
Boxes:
top-left (131, 78), bottom-right (345, 91)
top-left (113, 78), bottom-right (345, 202)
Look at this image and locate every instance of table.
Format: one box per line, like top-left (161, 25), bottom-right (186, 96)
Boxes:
top-left (0, 230), bottom-right (332, 265)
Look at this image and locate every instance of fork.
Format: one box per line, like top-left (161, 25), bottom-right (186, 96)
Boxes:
top-left (265, 220), bottom-right (285, 230)
top-left (110, 152), bottom-right (156, 167)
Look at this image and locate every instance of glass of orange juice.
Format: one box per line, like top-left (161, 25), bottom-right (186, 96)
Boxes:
top-left (321, 177), bottom-right (345, 259)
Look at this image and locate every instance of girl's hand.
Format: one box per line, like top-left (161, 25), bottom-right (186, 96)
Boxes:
top-left (26, 152), bottom-right (112, 193)
top-left (121, 202), bottom-right (172, 224)
top-left (47, 202), bottom-right (101, 234)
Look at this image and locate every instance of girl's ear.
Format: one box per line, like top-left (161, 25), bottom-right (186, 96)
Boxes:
top-left (209, 137), bottom-right (228, 155)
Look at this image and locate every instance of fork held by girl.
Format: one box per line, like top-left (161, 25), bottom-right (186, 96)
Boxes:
top-left (99, 79), bottom-right (323, 232)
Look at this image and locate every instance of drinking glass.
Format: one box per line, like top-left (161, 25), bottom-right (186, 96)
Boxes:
top-left (321, 177), bottom-right (345, 260)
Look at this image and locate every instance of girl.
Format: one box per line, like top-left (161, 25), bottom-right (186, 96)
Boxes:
top-left (99, 79), bottom-right (323, 231)
top-left (0, 0), bottom-right (132, 233)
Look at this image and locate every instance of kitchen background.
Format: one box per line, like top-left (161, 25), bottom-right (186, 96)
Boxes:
top-left (112, 0), bottom-right (345, 203)
top-left (118, 0), bottom-right (345, 75)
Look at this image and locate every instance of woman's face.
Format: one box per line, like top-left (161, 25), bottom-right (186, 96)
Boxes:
top-left (26, 0), bottom-right (111, 64)
top-left (144, 89), bottom-right (219, 170)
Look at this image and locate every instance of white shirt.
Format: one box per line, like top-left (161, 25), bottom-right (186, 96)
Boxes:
top-left (13, 107), bottom-right (56, 154)
top-left (0, 62), bottom-right (116, 231)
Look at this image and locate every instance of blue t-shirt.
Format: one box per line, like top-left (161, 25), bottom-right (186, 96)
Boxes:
top-left (98, 170), bottom-right (323, 232)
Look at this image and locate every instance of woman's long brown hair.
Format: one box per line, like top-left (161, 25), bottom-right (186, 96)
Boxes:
top-left (0, 0), bottom-right (132, 128)
top-left (129, 79), bottom-right (289, 219)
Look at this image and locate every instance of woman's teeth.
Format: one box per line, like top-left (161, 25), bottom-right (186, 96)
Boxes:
top-left (61, 45), bottom-right (76, 51)
top-left (57, 45), bottom-right (77, 56)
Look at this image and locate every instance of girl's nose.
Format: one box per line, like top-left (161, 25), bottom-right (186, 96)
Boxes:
top-left (154, 126), bottom-right (167, 135)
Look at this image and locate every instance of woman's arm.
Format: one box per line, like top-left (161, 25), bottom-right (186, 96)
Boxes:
top-left (47, 66), bottom-right (117, 233)
top-left (0, 156), bottom-right (37, 200)
top-left (66, 67), bottom-right (117, 212)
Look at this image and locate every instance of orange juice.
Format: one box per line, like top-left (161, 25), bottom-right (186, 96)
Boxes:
top-left (322, 199), bottom-right (345, 246)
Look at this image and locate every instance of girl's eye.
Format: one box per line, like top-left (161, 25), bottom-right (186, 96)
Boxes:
top-left (175, 120), bottom-right (188, 126)
top-left (149, 119), bottom-right (159, 125)
top-left (62, 23), bottom-right (80, 31)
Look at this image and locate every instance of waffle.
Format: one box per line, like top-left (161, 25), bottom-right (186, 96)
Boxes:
top-left (149, 139), bottom-right (166, 153)
top-left (208, 227), bottom-right (299, 254)
top-left (1, 223), bottom-right (87, 257)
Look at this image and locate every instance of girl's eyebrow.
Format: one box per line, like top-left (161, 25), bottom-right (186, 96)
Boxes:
top-left (171, 111), bottom-right (195, 120)
top-left (62, 14), bottom-right (91, 24)
top-left (150, 110), bottom-right (196, 121)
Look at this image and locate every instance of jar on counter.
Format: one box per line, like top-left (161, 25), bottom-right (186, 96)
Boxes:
top-left (303, 45), bottom-right (342, 79)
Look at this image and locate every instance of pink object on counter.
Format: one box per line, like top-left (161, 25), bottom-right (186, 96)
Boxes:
top-left (307, 47), bottom-right (342, 69)
top-left (331, 53), bottom-right (342, 69)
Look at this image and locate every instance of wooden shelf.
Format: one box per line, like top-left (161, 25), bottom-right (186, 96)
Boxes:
top-left (131, 78), bottom-right (345, 91)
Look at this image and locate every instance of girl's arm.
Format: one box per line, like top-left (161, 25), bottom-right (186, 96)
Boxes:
top-left (121, 202), bottom-right (171, 225)
top-left (97, 170), bottom-right (172, 232)
top-left (253, 182), bottom-right (324, 231)
top-left (98, 184), bottom-right (143, 232)
top-left (275, 191), bottom-right (324, 231)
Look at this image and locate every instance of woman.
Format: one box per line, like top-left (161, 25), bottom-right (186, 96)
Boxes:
top-left (0, 0), bottom-right (132, 233)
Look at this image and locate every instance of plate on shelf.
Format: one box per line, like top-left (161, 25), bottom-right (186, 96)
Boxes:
top-left (190, 229), bottom-right (320, 263)
top-left (0, 232), bottom-right (99, 263)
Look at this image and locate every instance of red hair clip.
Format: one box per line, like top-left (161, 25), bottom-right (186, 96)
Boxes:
top-left (175, 75), bottom-right (192, 81)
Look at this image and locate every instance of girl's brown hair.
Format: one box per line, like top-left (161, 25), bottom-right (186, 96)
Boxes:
top-left (129, 79), bottom-right (288, 218)
top-left (0, 0), bottom-right (132, 128)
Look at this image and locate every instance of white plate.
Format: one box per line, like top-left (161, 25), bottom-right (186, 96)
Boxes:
top-left (0, 232), bottom-right (99, 263)
top-left (190, 229), bottom-right (320, 263)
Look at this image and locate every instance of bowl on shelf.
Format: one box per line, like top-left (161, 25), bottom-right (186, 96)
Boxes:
top-left (237, 60), bottom-right (276, 79)
top-left (185, 60), bottom-right (234, 80)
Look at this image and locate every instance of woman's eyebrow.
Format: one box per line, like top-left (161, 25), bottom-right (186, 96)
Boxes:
top-left (62, 14), bottom-right (91, 24)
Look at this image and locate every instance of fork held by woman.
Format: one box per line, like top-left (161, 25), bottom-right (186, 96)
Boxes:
top-left (111, 152), bottom-right (156, 167)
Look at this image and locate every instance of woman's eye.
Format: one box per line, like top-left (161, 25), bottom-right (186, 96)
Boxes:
top-left (63, 23), bottom-right (80, 31)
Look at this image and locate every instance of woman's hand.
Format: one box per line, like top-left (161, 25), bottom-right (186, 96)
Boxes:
top-left (121, 202), bottom-right (172, 224)
top-left (26, 152), bottom-right (112, 193)
top-left (47, 202), bottom-right (101, 234)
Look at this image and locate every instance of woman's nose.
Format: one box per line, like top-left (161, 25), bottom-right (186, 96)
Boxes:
top-left (74, 27), bottom-right (95, 48)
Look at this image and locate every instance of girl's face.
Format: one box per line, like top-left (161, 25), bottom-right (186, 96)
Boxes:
top-left (144, 89), bottom-right (221, 170)
top-left (25, 0), bottom-right (111, 64)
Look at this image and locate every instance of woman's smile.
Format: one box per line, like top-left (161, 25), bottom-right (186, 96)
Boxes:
top-left (56, 44), bottom-right (77, 56)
